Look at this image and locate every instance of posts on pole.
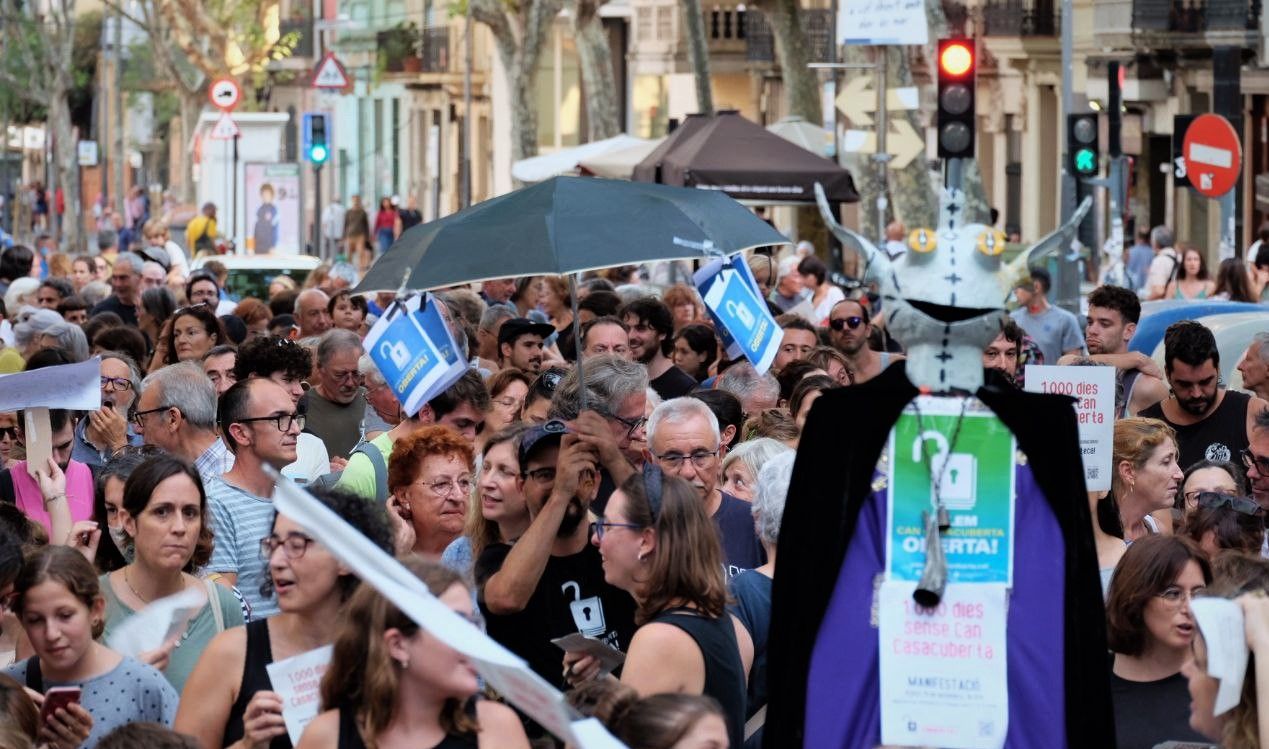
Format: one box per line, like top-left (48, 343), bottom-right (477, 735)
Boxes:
top-left (461, 0), bottom-right (473, 210)
top-left (231, 133), bottom-right (239, 251)
top-left (1055, 0), bottom-right (1079, 315)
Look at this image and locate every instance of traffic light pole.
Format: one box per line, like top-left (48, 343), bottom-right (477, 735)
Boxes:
top-left (1055, 0), bottom-right (1079, 315)
top-left (314, 163), bottom-right (324, 260)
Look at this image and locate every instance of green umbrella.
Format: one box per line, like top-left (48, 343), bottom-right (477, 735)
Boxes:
top-left (353, 176), bottom-right (789, 293)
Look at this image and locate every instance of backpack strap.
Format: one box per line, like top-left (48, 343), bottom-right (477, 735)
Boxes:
top-left (204, 578), bottom-right (225, 633)
top-left (353, 441), bottom-right (389, 503)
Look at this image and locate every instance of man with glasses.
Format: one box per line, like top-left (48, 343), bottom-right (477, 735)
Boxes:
top-left (1141, 321), bottom-right (1269, 468)
top-left (645, 397), bottom-right (763, 577)
top-left (301, 329), bottom-right (366, 459)
top-left (205, 378), bottom-right (304, 617)
top-left (72, 352), bottom-right (144, 467)
top-left (828, 298), bottom-right (901, 384)
top-left (1242, 408), bottom-right (1269, 514)
top-left (476, 421), bottom-right (636, 690)
top-left (234, 335), bottom-right (331, 484)
top-left (89, 251), bottom-right (143, 326)
top-left (133, 361), bottom-right (233, 486)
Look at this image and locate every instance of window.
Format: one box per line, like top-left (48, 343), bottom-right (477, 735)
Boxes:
top-left (636, 7), bottom-right (652, 41)
top-left (656, 5), bottom-right (674, 40)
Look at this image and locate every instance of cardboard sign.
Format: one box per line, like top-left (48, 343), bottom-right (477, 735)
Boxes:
top-left (695, 257), bottom-right (781, 373)
top-left (362, 294), bottom-right (467, 417)
top-left (879, 581), bottom-right (1009, 748)
top-left (552, 633), bottom-right (626, 676)
top-left (0, 357), bottom-right (102, 412)
top-left (1191, 598), bottom-right (1249, 716)
top-left (1023, 365), bottom-right (1115, 492)
top-left (23, 408), bottom-right (51, 481)
top-left (838, 0), bottom-right (929, 46)
top-left (886, 397), bottom-right (1017, 585)
top-left (266, 645), bottom-right (333, 744)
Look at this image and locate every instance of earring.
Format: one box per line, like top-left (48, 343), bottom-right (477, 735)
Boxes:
top-left (397, 656), bottom-right (409, 669)
top-left (637, 552), bottom-right (647, 563)
top-left (1127, 479), bottom-right (1135, 498)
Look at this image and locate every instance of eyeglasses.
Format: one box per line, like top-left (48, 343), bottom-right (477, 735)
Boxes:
top-left (100, 376), bottom-right (133, 392)
top-left (237, 412), bottom-right (306, 432)
top-left (1156, 585), bottom-right (1207, 607)
top-left (1195, 492), bottom-right (1264, 516)
top-left (1241, 449), bottom-right (1269, 476)
top-left (131, 406), bottom-right (173, 428)
top-left (607, 413), bottom-right (648, 441)
top-left (260, 533), bottom-right (315, 561)
top-left (522, 466), bottom-right (557, 483)
top-left (654, 450), bottom-right (719, 471)
top-left (593, 519), bottom-right (643, 540)
top-left (0, 426), bottom-right (16, 441)
top-left (829, 316), bottom-right (865, 331)
top-left (420, 476), bottom-right (473, 498)
top-left (329, 369), bottom-right (363, 385)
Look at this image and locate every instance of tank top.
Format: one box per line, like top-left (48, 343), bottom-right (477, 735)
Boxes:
top-left (336, 702), bottom-right (478, 749)
top-left (1118, 369), bottom-right (1140, 419)
top-left (1139, 389), bottom-right (1251, 468)
top-left (650, 608), bottom-right (747, 749)
top-left (223, 619), bottom-right (292, 749)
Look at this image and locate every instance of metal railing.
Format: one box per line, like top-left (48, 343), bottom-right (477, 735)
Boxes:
top-left (745, 9), bottom-right (833, 62)
top-left (376, 25), bottom-right (450, 73)
top-left (1133, 0), bottom-right (1261, 32)
top-left (981, 0), bottom-right (1059, 36)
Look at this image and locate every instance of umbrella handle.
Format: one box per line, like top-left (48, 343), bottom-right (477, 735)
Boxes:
top-left (570, 273), bottom-right (585, 412)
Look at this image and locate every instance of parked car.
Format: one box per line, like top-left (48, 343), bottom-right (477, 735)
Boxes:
top-left (190, 254), bottom-right (321, 301)
top-left (1131, 302), bottom-right (1269, 389)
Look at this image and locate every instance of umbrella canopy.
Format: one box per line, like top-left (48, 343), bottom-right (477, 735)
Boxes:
top-left (578, 137), bottom-right (666, 179)
top-left (632, 111), bottom-right (858, 204)
top-left (510, 134), bottom-right (652, 183)
top-left (353, 176), bottom-right (790, 293)
top-left (768, 116), bottom-right (835, 158)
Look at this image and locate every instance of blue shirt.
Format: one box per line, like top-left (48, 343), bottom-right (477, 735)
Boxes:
top-left (71, 417), bottom-right (143, 468)
top-left (1127, 243), bottom-right (1154, 290)
top-left (205, 476), bottom-right (278, 618)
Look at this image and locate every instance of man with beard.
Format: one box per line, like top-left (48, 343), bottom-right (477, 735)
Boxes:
top-left (1062, 285), bottom-right (1168, 416)
top-left (1240, 407), bottom-right (1269, 514)
top-left (1140, 321), bottom-right (1269, 467)
top-left (621, 296), bottom-right (696, 399)
top-left (475, 422), bottom-right (636, 690)
top-left (72, 352), bottom-right (144, 466)
top-left (498, 317), bottom-right (553, 374)
top-left (828, 298), bottom-right (903, 384)
top-left (981, 319), bottom-right (1023, 385)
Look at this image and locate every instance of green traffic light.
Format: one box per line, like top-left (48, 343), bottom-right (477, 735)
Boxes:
top-left (310, 144), bottom-right (328, 164)
top-left (1074, 148), bottom-right (1096, 174)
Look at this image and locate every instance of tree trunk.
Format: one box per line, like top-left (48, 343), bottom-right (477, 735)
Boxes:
top-left (175, 89), bottom-right (202, 202)
top-left (571, 0), bottom-right (620, 141)
top-left (48, 95), bottom-right (81, 252)
top-left (885, 47), bottom-right (937, 231)
top-left (759, 0), bottom-right (820, 122)
top-left (681, 0), bottom-right (713, 115)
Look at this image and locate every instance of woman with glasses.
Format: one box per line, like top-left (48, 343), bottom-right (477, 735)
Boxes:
top-left (296, 556), bottom-right (530, 749)
top-left (1099, 417), bottom-right (1183, 544)
top-left (175, 487), bottom-right (393, 749)
top-left (576, 468), bottom-right (748, 749)
top-left (1105, 535), bottom-right (1213, 749)
top-left (1178, 458), bottom-right (1247, 519)
top-left (480, 369), bottom-right (531, 450)
top-left (1182, 493), bottom-right (1265, 555)
top-left (99, 455), bottom-right (243, 691)
top-left (153, 304), bottom-right (228, 369)
top-left (443, 426), bottom-right (531, 578)
top-left (387, 426), bottom-right (475, 556)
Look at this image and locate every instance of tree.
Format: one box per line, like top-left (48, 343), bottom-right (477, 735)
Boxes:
top-left (749, 0), bottom-right (819, 121)
top-left (470, 0), bottom-right (565, 167)
top-left (0, 0), bottom-right (83, 251)
top-left (568, 0), bottom-right (620, 141)
top-left (681, 0), bottom-right (713, 114)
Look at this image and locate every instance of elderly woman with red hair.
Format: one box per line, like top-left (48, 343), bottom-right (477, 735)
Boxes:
top-left (387, 425), bottom-right (476, 555)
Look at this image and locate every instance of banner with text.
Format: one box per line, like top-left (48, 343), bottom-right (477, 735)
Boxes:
top-left (266, 644), bottom-right (333, 744)
top-left (363, 294), bottom-right (467, 417)
top-left (1023, 365), bottom-right (1115, 492)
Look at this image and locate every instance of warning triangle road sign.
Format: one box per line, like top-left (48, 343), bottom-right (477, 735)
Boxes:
top-left (209, 112), bottom-right (239, 140)
top-left (312, 52), bottom-right (350, 89)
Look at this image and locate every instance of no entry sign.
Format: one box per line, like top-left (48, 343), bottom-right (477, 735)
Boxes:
top-left (1182, 113), bottom-right (1241, 198)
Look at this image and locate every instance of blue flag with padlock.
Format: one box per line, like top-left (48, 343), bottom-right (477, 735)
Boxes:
top-left (694, 256), bottom-right (782, 374)
top-left (362, 293), bottom-right (467, 417)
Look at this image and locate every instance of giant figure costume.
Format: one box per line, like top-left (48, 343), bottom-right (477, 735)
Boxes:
top-left (763, 187), bottom-right (1115, 748)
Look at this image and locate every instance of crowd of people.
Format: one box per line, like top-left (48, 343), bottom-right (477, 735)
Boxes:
top-left (0, 222), bottom-right (1267, 749)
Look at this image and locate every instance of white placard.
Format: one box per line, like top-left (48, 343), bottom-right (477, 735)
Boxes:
top-left (0, 357), bottom-right (102, 412)
top-left (879, 581), bottom-right (1009, 749)
top-left (266, 644), bottom-right (333, 744)
top-left (1022, 365), bottom-right (1115, 491)
top-left (838, 0), bottom-right (929, 46)
top-left (1191, 598), bottom-right (1249, 716)
top-left (267, 470), bottom-right (628, 749)
top-left (106, 585), bottom-right (207, 658)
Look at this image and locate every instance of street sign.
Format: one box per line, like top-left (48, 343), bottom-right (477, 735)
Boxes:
top-left (834, 80), bottom-right (917, 127)
top-left (209, 112), bottom-right (240, 140)
top-left (312, 52), bottom-right (350, 89)
top-left (77, 140), bottom-right (98, 167)
top-left (1182, 113), bottom-right (1241, 198)
top-left (1172, 115), bottom-right (1195, 189)
top-left (842, 120), bottom-right (925, 170)
top-left (209, 77), bottom-right (241, 112)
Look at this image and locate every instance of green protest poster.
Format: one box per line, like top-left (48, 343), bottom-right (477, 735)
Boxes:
top-left (885, 397), bottom-right (1016, 585)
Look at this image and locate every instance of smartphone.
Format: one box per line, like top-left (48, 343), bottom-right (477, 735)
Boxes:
top-left (39, 686), bottom-right (81, 723)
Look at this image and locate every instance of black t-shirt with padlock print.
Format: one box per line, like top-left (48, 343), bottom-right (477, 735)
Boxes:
top-left (475, 542), bottom-right (637, 689)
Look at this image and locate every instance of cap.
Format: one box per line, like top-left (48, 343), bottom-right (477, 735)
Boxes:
top-left (519, 419), bottom-right (570, 466)
top-left (498, 317), bottom-right (556, 347)
top-left (134, 245), bottom-right (172, 271)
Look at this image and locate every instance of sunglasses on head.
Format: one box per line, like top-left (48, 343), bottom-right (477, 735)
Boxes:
top-left (1195, 492), bottom-right (1264, 516)
top-left (829, 316), bottom-right (865, 331)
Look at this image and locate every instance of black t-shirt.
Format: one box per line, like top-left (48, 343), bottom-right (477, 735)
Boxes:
top-left (651, 365), bottom-right (699, 400)
top-left (1138, 389), bottom-right (1251, 468)
top-left (715, 492), bottom-right (765, 577)
top-left (1111, 671), bottom-right (1211, 749)
top-left (89, 295), bottom-right (138, 327)
top-left (476, 542), bottom-right (636, 689)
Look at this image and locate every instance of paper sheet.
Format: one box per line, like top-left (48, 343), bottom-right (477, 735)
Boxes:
top-left (105, 585), bottom-right (207, 658)
top-left (266, 644), bottom-right (333, 744)
top-left (0, 357), bottom-right (102, 411)
top-left (552, 632), bottom-right (626, 676)
top-left (1191, 598), bottom-right (1249, 716)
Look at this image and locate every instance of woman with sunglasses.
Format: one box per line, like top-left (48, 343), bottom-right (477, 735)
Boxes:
top-left (575, 468), bottom-right (748, 749)
top-left (1178, 458), bottom-right (1246, 518)
top-left (387, 427), bottom-right (475, 557)
top-left (99, 455), bottom-right (243, 691)
top-left (1105, 535), bottom-right (1213, 749)
top-left (1182, 493), bottom-right (1265, 556)
top-left (296, 556), bottom-right (529, 749)
top-left (175, 487), bottom-right (393, 749)
top-left (0, 413), bottom-right (17, 470)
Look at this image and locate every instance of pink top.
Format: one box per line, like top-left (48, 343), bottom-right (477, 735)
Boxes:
top-left (13, 460), bottom-right (95, 537)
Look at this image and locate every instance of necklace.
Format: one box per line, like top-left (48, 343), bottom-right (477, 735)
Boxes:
top-left (122, 567), bottom-right (151, 604)
top-left (910, 395), bottom-right (971, 529)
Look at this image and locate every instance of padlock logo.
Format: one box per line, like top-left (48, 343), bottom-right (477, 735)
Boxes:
top-left (561, 581), bottom-right (607, 637)
top-left (913, 430), bottom-right (977, 510)
top-left (379, 339), bottom-right (412, 369)
top-left (725, 299), bottom-right (756, 330)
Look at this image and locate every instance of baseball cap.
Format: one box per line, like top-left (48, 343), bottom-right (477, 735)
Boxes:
top-left (133, 245), bottom-right (172, 271)
top-left (519, 419), bottom-right (570, 466)
top-left (498, 317), bottom-right (556, 347)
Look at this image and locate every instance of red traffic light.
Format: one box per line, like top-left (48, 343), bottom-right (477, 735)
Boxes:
top-left (939, 41), bottom-right (974, 77)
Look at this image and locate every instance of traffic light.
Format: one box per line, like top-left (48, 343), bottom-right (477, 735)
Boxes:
top-left (1067, 113), bottom-right (1099, 177)
top-left (303, 113), bottom-right (330, 165)
top-left (936, 38), bottom-right (976, 159)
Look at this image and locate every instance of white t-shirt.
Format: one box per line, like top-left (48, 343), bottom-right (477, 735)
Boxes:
top-left (1144, 247), bottom-right (1178, 297)
top-left (282, 431), bottom-right (330, 484)
top-left (812, 285), bottom-right (846, 325)
top-left (163, 240), bottom-right (190, 277)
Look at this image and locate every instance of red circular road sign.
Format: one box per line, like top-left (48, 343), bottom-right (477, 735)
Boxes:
top-left (208, 77), bottom-right (241, 112)
top-left (1182, 113), bottom-right (1242, 198)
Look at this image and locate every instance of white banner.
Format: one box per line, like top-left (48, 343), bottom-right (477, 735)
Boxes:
top-left (266, 645), bottom-right (333, 744)
top-left (1023, 365), bottom-right (1115, 492)
top-left (0, 357), bottom-right (102, 412)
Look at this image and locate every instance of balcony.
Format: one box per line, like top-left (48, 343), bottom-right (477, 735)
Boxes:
top-left (279, 17), bottom-right (315, 59)
top-left (1133, 0), bottom-right (1260, 31)
top-left (745, 9), bottom-right (833, 64)
top-left (981, 0), bottom-right (1058, 36)
top-left (1093, 0), bottom-right (1262, 54)
top-left (377, 24), bottom-right (450, 74)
